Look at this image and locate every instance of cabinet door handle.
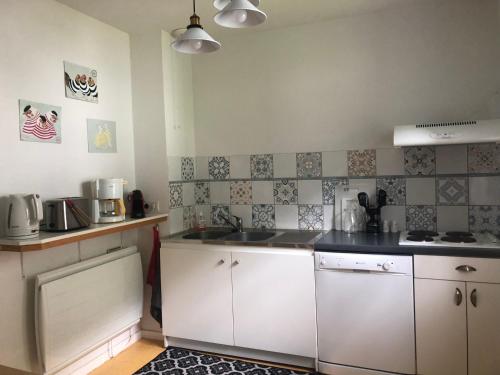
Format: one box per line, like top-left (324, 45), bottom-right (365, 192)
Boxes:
top-left (455, 265), bottom-right (477, 272)
top-left (470, 289), bottom-right (478, 308)
top-left (218, 259), bottom-right (225, 265)
top-left (455, 288), bottom-right (463, 306)
top-left (232, 260), bottom-right (240, 266)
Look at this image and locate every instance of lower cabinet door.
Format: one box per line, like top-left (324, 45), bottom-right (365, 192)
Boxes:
top-left (467, 282), bottom-right (500, 375)
top-left (415, 278), bottom-right (467, 375)
top-left (161, 246), bottom-right (234, 345)
top-left (231, 250), bottom-right (316, 357)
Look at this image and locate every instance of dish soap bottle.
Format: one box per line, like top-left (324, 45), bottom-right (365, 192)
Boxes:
top-left (197, 211), bottom-right (207, 232)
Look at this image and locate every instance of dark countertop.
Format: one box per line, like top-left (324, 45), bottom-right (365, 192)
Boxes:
top-left (315, 231), bottom-right (500, 258)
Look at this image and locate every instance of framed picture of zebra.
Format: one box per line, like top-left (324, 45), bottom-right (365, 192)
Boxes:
top-left (63, 61), bottom-right (98, 103)
top-left (19, 99), bottom-right (62, 144)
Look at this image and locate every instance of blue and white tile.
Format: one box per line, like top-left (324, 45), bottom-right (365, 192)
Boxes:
top-left (380, 206), bottom-right (406, 232)
top-left (210, 181), bottom-right (230, 204)
top-left (437, 206), bottom-right (469, 232)
top-left (194, 182), bottom-right (210, 205)
top-left (230, 205), bottom-right (252, 229)
top-left (469, 206), bottom-right (500, 234)
top-left (376, 148), bottom-right (404, 176)
top-left (209, 156), bottom-right (230, 180)
top-left (297, 152), bottom-right (322, 178)
top-left (348, 178), bottom-right (377, 202)
top-left (469, 176), bottom-right (500, 205)
top-left (211, 205), bottom-right (230, 226)
top-left (376, 177), bottom-right (406, 205)
top-left (275, 205), bottom-right (299, 230)
top-left (322, 178), bottom-right (348, 205)
top-left (322, 151), bottom-right (348, 177)
top-left (298, 205), bottom-right (324, 230)
top-left (323, 205), bottom-right (335, 231)
top-left (181, 157), bottom-right (195, 181)
top-left (230, 181), bottom-right (252, 205)
top-left (406, 205), bottom-right (437, 232)
top-left (252, 204), bottom-right (276, 229)
top-left (195, 156), bottom-right (209, 179)
top-left (436, 177), bottom-right (468, 205)
top-left (273, 153), bottom-right (297, 178)
top-left (298, 180), bottom-right (323, 205)
top-left (230, 155), bottom-right (251, 179)
top-left (168, 207), bottom-right (183, 234)
top-left (347, 149), bottom-right (376, 177)
top-left (406, 177), bottom-right (435, 205)
top-left (183, 206), bottom-right (195, 230)
top-left (182, 182), bottom-right (195, 206)
top-left (252, 181), bottom-right (274, 204)
top-left (468, 143), bottom-right (500, 174)
top-left (436, 145), bottom-right (468, 174)
top-left (169, 182), bottom-right (183, 208)
top-left (404, 146), bottom-right (435, 175)
top-left (250, 154), bottom-right (273, 179)
top-left (273, 179), bottom-right (298, 205)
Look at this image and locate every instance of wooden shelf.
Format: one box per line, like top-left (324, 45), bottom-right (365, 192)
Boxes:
top-left (0, 213), bottom-right (168, 252)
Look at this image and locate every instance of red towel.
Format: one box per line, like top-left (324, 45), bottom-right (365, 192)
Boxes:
top-left (147, 225), bottom-right (160, 285)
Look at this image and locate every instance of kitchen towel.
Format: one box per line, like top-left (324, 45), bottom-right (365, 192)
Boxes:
top-left (147, 225), bottom-right (162, 326)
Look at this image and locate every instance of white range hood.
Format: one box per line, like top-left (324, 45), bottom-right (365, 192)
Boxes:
top-left (393, 119), bottom-right (500, 147)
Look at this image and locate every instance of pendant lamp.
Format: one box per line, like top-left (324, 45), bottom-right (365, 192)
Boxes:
top-left (213, 0), bottom-right (259, 11)
top-left (214, 0), bottom-right (267, 28)
top-left (172, 0), bottom-right (221, 54)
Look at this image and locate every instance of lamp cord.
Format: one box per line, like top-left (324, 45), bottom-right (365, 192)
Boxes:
top-left (193, 0), bottom-right (196, 14)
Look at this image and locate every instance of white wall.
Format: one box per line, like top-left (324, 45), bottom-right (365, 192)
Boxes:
top-left (192, 0), bottom-right (500, 156)
top-left (0, 1), bottom-right (137, 372)
top-left (0, 0), bottom-right (136, 205)
top-left (130, 30), bottom-right (169, 335)
top-left (163, 32), bottom-right (196, 157)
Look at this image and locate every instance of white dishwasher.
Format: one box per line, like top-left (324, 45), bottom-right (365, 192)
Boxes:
top-left (315, 252), bottom-right (416, 375)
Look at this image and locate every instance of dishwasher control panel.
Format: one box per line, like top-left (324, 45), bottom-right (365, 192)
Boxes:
top-left (315, 252), bottom-right (413, 275)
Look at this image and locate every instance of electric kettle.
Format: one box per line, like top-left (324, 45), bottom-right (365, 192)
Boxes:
top-left (6, 194), bottom-right (43, 239)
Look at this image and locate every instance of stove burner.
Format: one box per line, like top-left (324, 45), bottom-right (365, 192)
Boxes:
top-left (408, 230), bottom-right (439, 237)
top-left (441, 236), bottom-right (477, 243)
top-left (407, 235), bottom-right (435, 242)
top-left (445, 231), bottom-right (473, 237)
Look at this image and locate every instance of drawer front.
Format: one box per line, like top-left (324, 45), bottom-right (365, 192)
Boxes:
top-left (415, 255), bottom-right (500, 283)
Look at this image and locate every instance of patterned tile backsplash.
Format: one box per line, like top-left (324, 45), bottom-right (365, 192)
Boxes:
top-left (168, 144), bottom-right (500, 234)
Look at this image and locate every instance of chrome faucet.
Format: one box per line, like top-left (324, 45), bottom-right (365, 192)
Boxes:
top-left (218, 213), bottom-right (243, 232)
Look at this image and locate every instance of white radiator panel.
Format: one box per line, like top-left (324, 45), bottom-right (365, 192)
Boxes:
top-left (35, 247), bottom-right (143, 375)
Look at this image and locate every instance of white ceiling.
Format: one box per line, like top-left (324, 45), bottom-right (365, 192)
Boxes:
top-left (56, 0), bottom-right (425, 37)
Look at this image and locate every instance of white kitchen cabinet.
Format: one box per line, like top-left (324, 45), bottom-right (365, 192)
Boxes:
top-left (414, 255), bottom-right (500, 375)
top-left (231, 250), bottom-right (316, 357)
top-left (161, 243), bottom-right (316, 358)
top-left (161, 246), bottom-right (234, 346)
top-left (467, 282), bottom-right (500, 375)
top-left (414, 279), bottom-right (467, 375)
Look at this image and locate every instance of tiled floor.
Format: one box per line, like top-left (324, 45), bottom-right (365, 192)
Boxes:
top-left (91, 339), bottom-right (164, 375)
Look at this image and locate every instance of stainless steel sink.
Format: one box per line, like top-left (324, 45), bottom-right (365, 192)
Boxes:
top-left (222, 231), bottom-right (276, 242)
top-left (182, 231), bottom-right (230, 240)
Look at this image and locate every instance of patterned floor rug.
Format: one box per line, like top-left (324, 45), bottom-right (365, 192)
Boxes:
top-left (133, 346), bottom-right (313, 375)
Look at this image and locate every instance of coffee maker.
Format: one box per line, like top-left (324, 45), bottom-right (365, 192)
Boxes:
top-left (358, 189), bottom-right (387, 233)
top-left (90, 178), bottom-right (126, 223)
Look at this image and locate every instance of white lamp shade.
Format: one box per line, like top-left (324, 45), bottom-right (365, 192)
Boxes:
top-left (213, 0), bottom-right (259, 11)
top-left (171, 26), bottom-right (221, 54)
top-left (214, 0), bottom-right (267, 28)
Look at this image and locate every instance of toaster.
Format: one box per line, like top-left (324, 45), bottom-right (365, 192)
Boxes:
top-left (40, 197), bottom-right (91, 232)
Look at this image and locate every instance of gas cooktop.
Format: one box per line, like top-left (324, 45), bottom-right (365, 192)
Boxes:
top-left (399, 231), bottom-right (500, 248)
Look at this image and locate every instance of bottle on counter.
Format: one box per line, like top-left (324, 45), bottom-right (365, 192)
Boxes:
top-left (196, 211), bottom-right (207, 232)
